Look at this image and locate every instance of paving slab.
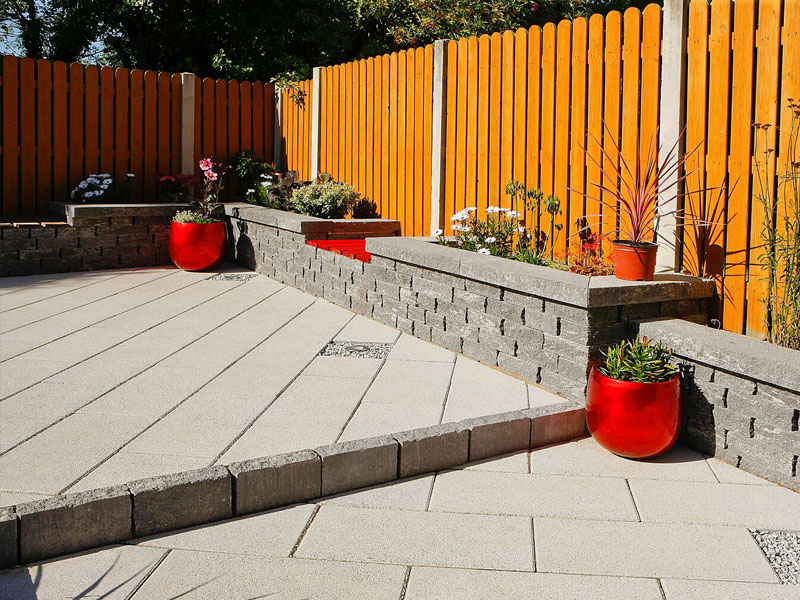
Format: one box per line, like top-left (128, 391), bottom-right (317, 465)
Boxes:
top-left (529, 435), bottom-right (719, 481)
top-left (629, 478), bottom-right (800, 529)
top-left (442, 357), bottom-right (530, 422)
top-left (0, 544), bottom-right (167, 600)
top-left (302, 355), bottom-right (384, 379)
top-left (429, 469), bottom-right (640, 521)
top-left (461, 450), bottom-right (530, 473)
top-left (405, 567), bottom-right (664, 600)
top-left (333, 314), bottom-right (401, 343)
top-left (131, 550), bottom-right (407, 600)
top-left (706, 457), bottom-right (776, 485)
top-left (386, 333), bottom-right (457, 362)
top-left (319, 475), bottom-right (435, 511)
top-left (295, 505), bottom-right (535, 571)
top-left (134, 504), bottom-right (315, 556)
top-left (660, 579), bottom-right (799, 599)
top-left (534, 517), bottom-right (779, 582)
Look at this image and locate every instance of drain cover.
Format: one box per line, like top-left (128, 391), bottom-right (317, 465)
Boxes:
top-left (210, 273), bottom-right (256, 282)
top-left (319, 341), bottom-right (394, 359)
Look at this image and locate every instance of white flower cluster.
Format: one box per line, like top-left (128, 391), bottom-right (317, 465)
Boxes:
top-left (450, 206), bottom-right (477, 221)
top-left (71, 173), bottom-right (114, 199)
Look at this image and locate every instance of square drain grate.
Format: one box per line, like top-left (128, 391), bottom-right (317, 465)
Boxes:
top-left (210, 273), bottom-right (257, 282)
top-left (319, 341), bottom-right (394, 359)
top-left (751, 529), bottom-right (800, 584)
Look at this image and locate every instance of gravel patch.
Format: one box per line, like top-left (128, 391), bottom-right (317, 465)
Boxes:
top-left (320, 341), bottom-right (394, 359)
top-left (751, 529), bottom-right (800, 584)
top-left (210, 273), bottom-right (257, 282)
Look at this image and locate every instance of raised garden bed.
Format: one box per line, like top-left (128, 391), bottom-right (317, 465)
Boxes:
top-left (1, 202), bottom-right (189, 277)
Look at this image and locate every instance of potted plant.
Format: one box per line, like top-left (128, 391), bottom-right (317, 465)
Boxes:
top-left (169, 158), bottom-right (227, 271)
top-left (573, 130), bottom-right (714, 281)
top-left (586, 336), bottom-right (680, 458)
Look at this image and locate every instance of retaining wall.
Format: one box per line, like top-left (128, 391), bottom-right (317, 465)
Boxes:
top-left (0, 203), bottom-right (188, 277)
top-left (227, 205), bottom-right (715, 401)
top-left (638, 319), bottom-right (800, 492)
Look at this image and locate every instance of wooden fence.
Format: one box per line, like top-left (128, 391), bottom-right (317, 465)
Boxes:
top-left (681, 0), bottom-right (799, 337)
top-left (280, 79), bottom-right (313, 180)
top-left (0, 56), bottom-right (275, 215)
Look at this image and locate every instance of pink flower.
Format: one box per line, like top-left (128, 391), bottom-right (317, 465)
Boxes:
top-left (205, 170), bottom-right (218, 181)
top-left (199, 158), bottom-right (212, 171)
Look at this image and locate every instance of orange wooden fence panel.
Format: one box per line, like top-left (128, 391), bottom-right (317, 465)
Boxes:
top-left (683, 0), bottom-right (798, 338)
top-left (0, 57), bottom-right (275, 216)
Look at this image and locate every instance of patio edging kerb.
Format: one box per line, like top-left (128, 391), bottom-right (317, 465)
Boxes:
top-left (1, 402), bottom-right (586, 568)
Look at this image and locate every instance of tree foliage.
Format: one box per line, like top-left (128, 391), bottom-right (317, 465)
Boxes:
top-left (2, 0), bottom-right (657, 81)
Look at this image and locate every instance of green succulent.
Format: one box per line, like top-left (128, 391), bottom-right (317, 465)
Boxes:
top-left (598, 336), bottom-right (677, 384)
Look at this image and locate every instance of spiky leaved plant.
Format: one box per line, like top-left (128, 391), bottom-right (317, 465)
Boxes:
top-left (598, 336), bottom-right (677, 383)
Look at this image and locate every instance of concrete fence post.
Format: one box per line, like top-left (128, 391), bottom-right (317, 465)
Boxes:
top-left (179, 73), bottom-right (196, 176)
top-left (656, 0), bottom-right (690, 272)
top-left (429, 39), bottom-right (449, 236)
top-left (274, 88), bottom-right (283, 170)
top-left (310, 67), bottom-right (322, 180)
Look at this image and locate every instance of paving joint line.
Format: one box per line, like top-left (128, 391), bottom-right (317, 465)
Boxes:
top-left (210, 304), bottom-right (357, 464)
top-left (0, 278), bottom-right (264, 460)
top-left (625, 478), bottom-right (643, 522)
top-left (57, 284), bottom-right (298, 493)
top-left (0, 273), bottom-right (240, 400)
top-left (0, 271), bottom-right (129, 310)
top-left (125, 548), bottom-right (172, 600)
top-left (397, 566), bottom-right (412, 600)
top-left (656, 579), bottom-right (667, 600)
top-left (436, 356), bottom-right (458, 425)
top-left (0, 270), bottom-right (178, 341)
top-left (424, 473), bottom-right (437, 511)
top-left (530, 517), bottom-right (536, 572)
top-left (289, 504), bottom-right (321, 558)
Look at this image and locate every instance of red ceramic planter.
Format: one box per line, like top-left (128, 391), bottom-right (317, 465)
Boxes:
top-left (169, 221), bottom-right (227, 271)
top-left (611, 240), bottom-right (658, 281)
top-left (586, 365), bottom-right (681, 459)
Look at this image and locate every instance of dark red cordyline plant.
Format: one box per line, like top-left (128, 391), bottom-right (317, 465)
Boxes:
top-left (571, 125), bottom-right (717, 246)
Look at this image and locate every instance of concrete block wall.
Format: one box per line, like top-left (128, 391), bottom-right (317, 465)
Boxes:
top-left (638, 319), bottom-right (800, 492)
top-left (227, 207), bottom-right (715, 401)
top-left (0, 203), bottom-right (188, 277)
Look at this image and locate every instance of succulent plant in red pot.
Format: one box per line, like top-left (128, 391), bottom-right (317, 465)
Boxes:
top-left (169, 158), bottom-right (227, 272)
top-left (586, 336), bottom-right (681, 459)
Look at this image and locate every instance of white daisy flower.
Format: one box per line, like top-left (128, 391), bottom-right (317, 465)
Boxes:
top-left (434, 229), bottom-right (443, 236)
top-left (517, 226), bottom-right (526, 233)
top-left (478, 248), bottom-right (491, 255)
top-left (127, 173), bottom-right (135, 178)
top-left (506, 211), bottom-right (520, 218)
top-left (486, 206), bottom-right (501, 214)
top-left (485, 236), bottom-right (497, 243)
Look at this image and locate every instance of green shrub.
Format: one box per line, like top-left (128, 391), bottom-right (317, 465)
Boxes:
top-left (292, 180), bottom-right (358, 219)
top-left (172, 210), bottom-right (218, 224)
top-left (598, 336), bottom-right (677, 384)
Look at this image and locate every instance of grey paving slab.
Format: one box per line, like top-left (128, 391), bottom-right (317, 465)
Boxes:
top-left (333, 314), bottom-right (402, 343)
top-left (131, 550), bottom-right (407, 600)
top-left (387, 333), bottom-right (457, 362)
top-left (338, 402), bottom-right (445, 442)
top-left (66, 451), bottom-right (209, 493)
top-left (0, 491), bottom-right (51, 506)
top-left (529, 436), bottom-right (719, 482)
top-left (629, 478), bottom-right (800, 529)
top-left (319, 475), bottom-right (435, 511)
top-left (660, 579), bottom-right (799, 599)
top-left (429, 470), bottom-right (640, 521)
top-left (362, 359), bottom-right (454, 406)
top-left (295, 505), bottom-right (535, 571)
top-left (442, 356), bottom-right (530, 422)
top-left (706, 457), bottom-right (776, 485)
top-left (0, 358), bottom-right (74, 398)
top-left (534, 517), bottom-right (779, 582)
top-left (461, 450), bottom-right (530, 473)
top-left (405, 567), bottom-right (664, 600)
top-left (134, 504), bottom-right (315, 556)
top-left (527, 382), bottom-right (569, 407)
top-left (0, 544), bottom-right (167, 600)
top-left (303, 355), bottom-right (384, 379)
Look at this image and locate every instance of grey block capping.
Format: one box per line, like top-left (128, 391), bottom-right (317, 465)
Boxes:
top-left (16, 485), bottom-right (131, 563)
top-left (0, 507), bottom-right (18, 569)
top-left (51, 202), bottom-right (191, 226)
top-left (129, 466), bottom-right (232, 538)
top-left (394, 422), bottom-right (470, 478)
top-left (316, 436), bottom-right (399, 497)
top-left (463, 412), bottom-right (532, 461)
top-left (228, 450), bottom-right (321, 515)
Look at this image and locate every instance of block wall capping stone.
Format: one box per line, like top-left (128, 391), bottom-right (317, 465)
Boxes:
top-left (0, 404), bottom-right (587, 567)
top-left (52, 202), bottom-right (191, 226)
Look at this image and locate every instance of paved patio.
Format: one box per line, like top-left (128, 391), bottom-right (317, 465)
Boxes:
top-left (1, 437), bottom-right (798, 599)
top-left (0, 266), bottom-right (566, 503)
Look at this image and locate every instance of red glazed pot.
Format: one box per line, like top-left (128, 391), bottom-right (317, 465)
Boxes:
top-left (169, 221), bottom-right (227, 271)
top-left (586, 365), bottom-right (681, 459)
top-left (611, 240), bottom-right (658, 281)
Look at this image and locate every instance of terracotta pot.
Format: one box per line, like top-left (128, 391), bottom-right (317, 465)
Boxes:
top-left (586, 365), bottom-right (681, 459)
top-left (169, 221), bottom-right (227, 271)
top-left (611, 240), bottom-right (658, 281)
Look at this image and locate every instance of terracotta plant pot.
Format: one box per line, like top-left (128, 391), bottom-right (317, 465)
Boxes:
top-left (586, 365), bottom-right (681, 459)
top-left (611, 240), bottom-right (658, 281)
top-left (169, 221), bottom-right (227, 271)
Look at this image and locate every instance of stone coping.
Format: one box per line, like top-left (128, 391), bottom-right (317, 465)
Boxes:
top-left (0, 403), bottom-right (586, 567)
top-left (365, 237), bottom-right (715, 308)
top-left (636, 318), bottom-right (800, 393)
top-left (225, 203), bottom-right (401, 237)
top-left (51, 202), bottom-right (191, 225)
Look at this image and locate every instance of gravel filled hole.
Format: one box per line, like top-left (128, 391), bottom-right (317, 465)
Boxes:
top-left (319, 341), bottom-right (394, 359)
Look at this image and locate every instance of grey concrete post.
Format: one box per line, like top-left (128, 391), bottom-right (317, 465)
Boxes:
top-left (180, 73), bottom-right (196, 175)
top-left (656, 0), bottom-right (690, 272)
top-left (310, 67), bottom-right (322, 180)
top-left (429, 40), bottom-right (449, 236)
top-left (273, 88), bottom-right (283, 171)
